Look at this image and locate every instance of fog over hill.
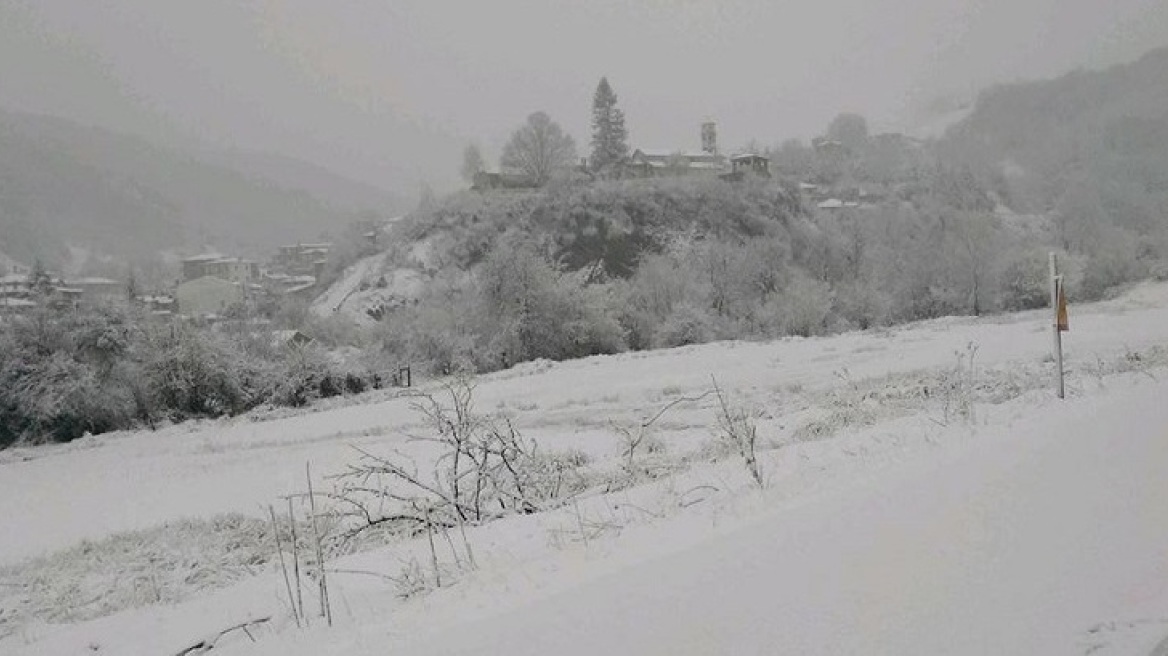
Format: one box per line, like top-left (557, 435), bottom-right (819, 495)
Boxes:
top-left (0, 110), bottom-right (405, 266)
top-left (940, 46), bottom-right (1168, 240)
top-left (2, 0), bottom-right (1165, 194)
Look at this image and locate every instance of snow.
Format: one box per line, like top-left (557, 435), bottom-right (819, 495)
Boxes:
top-left (310, 252), bottom-right (424, 325)
top-left (310, 252), bottom-right (386, 317)
top-left (383, 376), bottom-right (1168, 656)
top-left (5, 281), bottom-right (1168, 655)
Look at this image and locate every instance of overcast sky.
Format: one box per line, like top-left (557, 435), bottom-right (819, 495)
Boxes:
top-left (1, 0), bottom-right (1165, 194)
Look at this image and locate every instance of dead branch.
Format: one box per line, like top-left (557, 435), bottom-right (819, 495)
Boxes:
top-left (173, 616), bottom-right (271, 656)
top-left (306, 462), bottom-right (332, 627)
top-left (267, 505), bottom-right (300, 628)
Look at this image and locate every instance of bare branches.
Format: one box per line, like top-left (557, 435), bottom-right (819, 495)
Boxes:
top-left (613, 389), bottom-right (714, 479)
top-left (712, 377), bottom-right (764, 488)
top-left (286, 498), bottom-right (305, 624)
top-left (173, 616), bottom-right (271, 656)
top-left (334, 378), bottom-right (592, 547)
top-left (305, 463), bottom-right (332, 627)
top-left (267, 505), bottom-right (300, 628)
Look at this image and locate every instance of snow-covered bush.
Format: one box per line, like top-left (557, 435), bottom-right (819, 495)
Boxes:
top-left (652, 302), bottom-right (719, 348)
top-left (0, 307), bottom-right (143, 444)
top-left (146, 327), bottom-right (254, 419)
top-left (0, 305), bottom-right (373, 446)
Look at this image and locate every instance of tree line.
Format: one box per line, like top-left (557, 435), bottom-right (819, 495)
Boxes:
top-left (461, 76), bottom-right (631, 185)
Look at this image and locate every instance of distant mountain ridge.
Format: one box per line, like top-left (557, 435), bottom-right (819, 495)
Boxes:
top-left (0, 110), bottom-right (406, 265)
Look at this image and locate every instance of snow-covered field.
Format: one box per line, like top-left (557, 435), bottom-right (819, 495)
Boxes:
top-left (4, 282), bottom-right (1168, 655)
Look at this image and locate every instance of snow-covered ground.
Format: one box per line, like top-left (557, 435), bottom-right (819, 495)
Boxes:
top-left (4, 282), bottom-right (1168, 655)
top-left (310, 251), bottom-right (424, 326)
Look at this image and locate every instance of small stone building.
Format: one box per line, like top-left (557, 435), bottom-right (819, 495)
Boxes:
top-left (176, 276), bottom-right (244, 317)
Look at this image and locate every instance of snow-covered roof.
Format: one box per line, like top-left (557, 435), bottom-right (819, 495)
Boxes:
top-left (817, 199), bottom-right (844, 209)
top-left (70, 277), bottom-right (120, 286)
top-left (271, 329), bottom-right (313, 347)
top-left (182, 253), bottom-right (226, 262)
top-left (177, 275), bottom-right (238, 288)
top-left (0, 298), bottom-right (36, 307)
top-left (633, 149), bottom-right (723, 161)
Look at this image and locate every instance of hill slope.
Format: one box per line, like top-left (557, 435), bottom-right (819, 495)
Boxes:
top-left (0, 110), bottom-right (405, 263)
top-left (943, 47), bottom-right (1168, 227)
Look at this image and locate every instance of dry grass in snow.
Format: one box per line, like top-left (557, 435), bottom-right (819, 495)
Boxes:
top-left (0, 514), bottom-right (276, 638)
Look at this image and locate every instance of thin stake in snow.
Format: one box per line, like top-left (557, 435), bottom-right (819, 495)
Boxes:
top-left (424, 503), bottom-right (442, 588)
top-left (287, 497), bottom-right (306, 625)
top-left (306, 462), bottom-right (332, 627)
top-left (1050, 252), bottom-right (1066, 399)
top-left (267, 505), bottom-right (301, 628)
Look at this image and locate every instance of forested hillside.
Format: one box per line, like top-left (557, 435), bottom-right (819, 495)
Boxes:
top-left (940, 47), bottom-right (1168, 288)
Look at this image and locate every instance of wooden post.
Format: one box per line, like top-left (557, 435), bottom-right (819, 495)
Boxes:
top-left (1050, 252), bottom-right (1065, 399)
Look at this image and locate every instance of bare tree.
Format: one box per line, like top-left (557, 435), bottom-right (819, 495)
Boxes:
top-left (951, 212), bottom-right (1002, 316)
top-left (500, 111), bottom-right (577, 185)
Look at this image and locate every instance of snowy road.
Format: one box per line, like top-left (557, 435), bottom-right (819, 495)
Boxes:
top-left (391, 377), bottom-right (1168, 656)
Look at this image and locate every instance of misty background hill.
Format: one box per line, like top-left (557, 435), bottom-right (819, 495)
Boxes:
top-left (942, 47), bottom-right (1168, 231)
top-left (0, 110), bottom-right (405, 267)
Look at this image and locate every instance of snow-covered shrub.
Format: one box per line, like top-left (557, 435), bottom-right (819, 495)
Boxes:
top-left (374, 274), bottom-right (480, 375)
top-left (146, 327), bottom-right (254, 419)
top-left (998, 249), bottom-right (1051, 311)
top-left (763, 273), bottom-right (834, 338)
top-left (266, 345), bottom-right (335, 407)
top-left (832, 279), bottom-right (892, 330)
top-left (0, 307), bottom-right (142, 444)
top-left (0, 304), bottom-right (379, 445)
top-left (652, 302), bottom-right (718, 348)
top-left (477, 240), bottom-right (626, 366)
top-left (1078, 233), bottom-right (1144, 300)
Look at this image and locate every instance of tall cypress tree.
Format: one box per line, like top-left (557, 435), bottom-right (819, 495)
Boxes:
top-left (590, 77), bottom-right (629, 174)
